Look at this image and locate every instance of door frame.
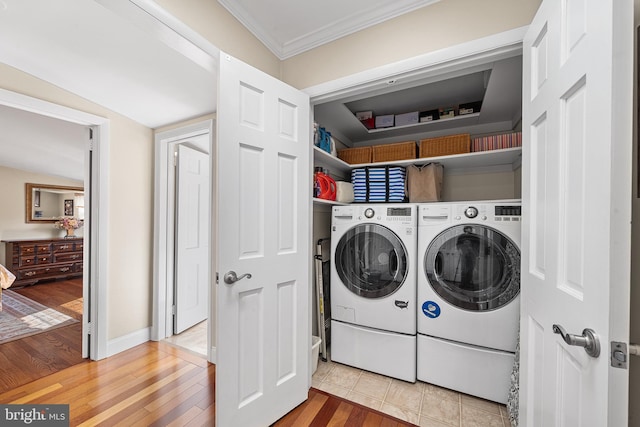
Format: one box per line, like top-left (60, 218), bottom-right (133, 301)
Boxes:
top-left (0, 88), bottom-right (110, 360)
top-left (152, 119), bottom-right (216, 361)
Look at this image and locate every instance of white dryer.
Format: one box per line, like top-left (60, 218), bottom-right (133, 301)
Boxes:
top-left (417, 200), bottom-right (521, 403)
top-left (331, 204), bottom-right (417, 382)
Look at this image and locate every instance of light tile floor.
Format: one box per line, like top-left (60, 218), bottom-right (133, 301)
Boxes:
top-left (312, 358), bottom-right (511, 427)
top-left (162, 320), bottom-right (208, 356)
top-left (166, 326), bottom-right (511, 426)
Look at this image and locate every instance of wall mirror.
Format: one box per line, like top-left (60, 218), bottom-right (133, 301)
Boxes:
top-left (25, 183), bottom-right (85, 223)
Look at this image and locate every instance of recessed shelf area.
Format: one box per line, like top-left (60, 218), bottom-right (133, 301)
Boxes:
top-left (313, 145), bottom-right (521, 175)
top-left (365, 113), bottom-right (480, 134)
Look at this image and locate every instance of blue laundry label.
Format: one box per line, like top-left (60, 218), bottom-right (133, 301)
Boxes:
top-left (422, 301), bottom-right (441, 318)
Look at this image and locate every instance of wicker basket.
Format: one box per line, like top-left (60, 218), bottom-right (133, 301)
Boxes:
top-left (419, 133), bottom-right (471, 158)
top-left (337, 146), bottom-right (372, 164)
top-left (372, 141), bottom-right (417, 163)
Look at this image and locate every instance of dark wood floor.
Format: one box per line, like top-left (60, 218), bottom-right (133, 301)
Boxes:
top-left (0, 339), bottom-right (414, 426)
top-left (0, 278), bottom-right (84, 393)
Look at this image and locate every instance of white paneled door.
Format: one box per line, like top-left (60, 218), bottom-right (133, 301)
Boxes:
top-left (174, 144), bottom-right (210, 334)
top-left (216, 52), bottom-right (310, 426)
top-left (520, 0), bottom-right (632, 425)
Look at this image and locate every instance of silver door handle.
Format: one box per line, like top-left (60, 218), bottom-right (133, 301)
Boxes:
top-left (552, 324), bottom-right (600, 358)
top-left (223, 271), bottom-right (252, 285)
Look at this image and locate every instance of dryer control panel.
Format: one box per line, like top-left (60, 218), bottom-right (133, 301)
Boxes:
top-left (453, 203), bottom-right (521, 223)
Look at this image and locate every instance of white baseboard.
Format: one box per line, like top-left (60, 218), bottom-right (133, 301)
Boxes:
top-left (209, 346), bottom-right (216, 364)
top-left (106, 327), bottom-right (151, 357)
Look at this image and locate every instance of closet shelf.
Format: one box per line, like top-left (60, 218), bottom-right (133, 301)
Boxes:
top-left (364, 113), bottom-right (480, 135)
top-left (313, 145), bottom-right (522, 174)
top-left (313, 197), bottom-right (348, 206)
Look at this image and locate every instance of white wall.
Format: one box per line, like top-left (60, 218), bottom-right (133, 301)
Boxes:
top-left (443, 170), bottom-right (519, 202)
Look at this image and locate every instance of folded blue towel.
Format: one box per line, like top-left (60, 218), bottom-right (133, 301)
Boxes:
top-left (351, 166), bottom-right (407, 202)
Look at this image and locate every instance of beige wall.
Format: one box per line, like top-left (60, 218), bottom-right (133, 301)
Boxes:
top-left (443, 170), bottom-right (519, 202)
top-left (0, 166), bottom-right (83, 262)
top-left (0, 63), bottom-right (154, 341)
top-left (282, 0), bottom-right (541, 89)
top-left (153, 0), bottom-right (280, 79)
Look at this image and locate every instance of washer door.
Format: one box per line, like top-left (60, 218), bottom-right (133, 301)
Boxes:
top-left (335, 223), bottom-right (408, 298)
top-left (424, 224), bottom-right (520, 311)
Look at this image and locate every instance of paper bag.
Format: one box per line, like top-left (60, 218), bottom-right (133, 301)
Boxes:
top-left (405, 163), bottom-right (443, 202)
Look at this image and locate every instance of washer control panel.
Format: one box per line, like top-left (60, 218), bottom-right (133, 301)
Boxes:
top-left (464, 206), bottom-right (478, 218)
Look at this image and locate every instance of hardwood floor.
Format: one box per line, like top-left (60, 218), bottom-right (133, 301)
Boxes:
top-left (0, 340), bottom-right (415, 426)
top-left (0, 278), bottom-right (84, 393)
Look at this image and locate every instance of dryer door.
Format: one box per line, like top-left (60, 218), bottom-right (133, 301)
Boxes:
top-left (335, 223), bottom-right (408, 298)
top-left (424, 224), bottom-right (520, 311)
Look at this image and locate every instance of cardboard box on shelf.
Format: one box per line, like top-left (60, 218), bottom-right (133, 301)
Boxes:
top-left (375, 114), bottom-right (394, 128)
top-left (355, 111), bottom-right (375, 129)
top-left (355, 111), bottom-right (372, 120)
top-left (439, 107), bottom-right (455, 119)
top-left (394, 111), bottom-right (419, 127)
top-left (419, 109), bottom-right (440, 122)
top-left (459, 101), bottom-right (482, 115)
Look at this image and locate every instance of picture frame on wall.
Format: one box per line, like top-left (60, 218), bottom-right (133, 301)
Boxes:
top-left (64, 199), bottom-right (74, 216)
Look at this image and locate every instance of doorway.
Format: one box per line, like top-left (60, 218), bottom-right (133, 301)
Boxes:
top-left (152, 119), bottom-right (216, 362)
top-left (0, 88), bottom-right (109, 361)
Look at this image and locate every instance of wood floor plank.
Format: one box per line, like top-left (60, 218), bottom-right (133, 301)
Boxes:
top-left (75, 364), bottom-right (197, 426)
top-left (380, 418), bottom-right (401, 427)
top-left (363, 411), bottom-right (384, 426)
top-left (273, 391), bottom-right (316, 427)
top-left (289, 392), bottom-right (329, 425)
top-left (185, 403), bottom-right (215, 427)
top-left (9, 383), bottom-right (64, 404)
top-left (141, 377), bottom-right (215, 427)
top-left (345, 405), bottom-right (369, 426)
top-left (326, 401), bottom-right (354, 427)
top-left (69, 359), bottom-right (198, 424)
top-left (308, 391), bottom-right (342, 427)
top-left (165, 406), bottom-right (202, 427)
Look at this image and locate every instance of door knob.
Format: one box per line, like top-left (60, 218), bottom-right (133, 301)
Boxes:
top-left (552, 324), bottom-right (600, 358)
top-left (223, 271), bottom-right (252, 285)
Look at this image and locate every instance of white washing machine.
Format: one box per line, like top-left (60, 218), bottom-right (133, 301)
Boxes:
top-left (417, 200), bottom-right (521, 403)
top-left (331, 204), bottom-right (417, 382)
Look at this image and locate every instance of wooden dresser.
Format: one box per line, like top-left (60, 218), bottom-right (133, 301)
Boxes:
top-left (2, 237), bottom-right (83, 287)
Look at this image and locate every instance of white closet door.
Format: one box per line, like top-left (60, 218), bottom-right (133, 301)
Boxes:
top-left (216, 52), bottom-right (311, 427)
top-left (520, 0), bottom-right (632, 425)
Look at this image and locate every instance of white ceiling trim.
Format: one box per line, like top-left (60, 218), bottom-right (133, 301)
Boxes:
top-left (127, 0), bottom-right (220, 70)
top-left (218, 0), bottom-right (440, 60)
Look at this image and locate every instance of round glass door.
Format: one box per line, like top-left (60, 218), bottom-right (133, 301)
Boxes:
top-left (424, 224), bottom-right (520, 311)
top-left (335, 223), bottom-right (408, 298)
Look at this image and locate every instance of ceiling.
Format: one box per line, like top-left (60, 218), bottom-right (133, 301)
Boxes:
top-left (217, 0), bottom-right (440, 59)
top-left (0, 0), bottom-right (520, 179)
top-left (0, 0), bottom-right (442, 180)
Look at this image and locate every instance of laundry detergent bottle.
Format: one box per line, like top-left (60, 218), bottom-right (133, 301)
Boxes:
top-left (315, 171), bottom-right (336, 201)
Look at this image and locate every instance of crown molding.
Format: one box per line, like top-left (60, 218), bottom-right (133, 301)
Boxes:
top-left (218, 0), bottom-right (439, 60)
